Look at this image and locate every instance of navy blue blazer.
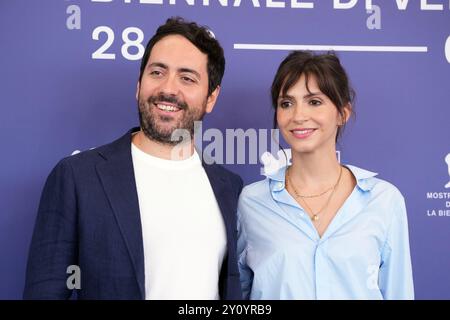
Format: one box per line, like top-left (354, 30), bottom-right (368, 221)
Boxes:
top-left (24, 128), bottom-right (243, 300)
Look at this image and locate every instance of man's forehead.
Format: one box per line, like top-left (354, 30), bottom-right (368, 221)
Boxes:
top-left (148, 35), bottom-right (207, 70)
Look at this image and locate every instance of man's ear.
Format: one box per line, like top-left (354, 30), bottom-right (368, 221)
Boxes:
top-left (135, 82), bottom-right (140, 101)
top-left (205, 86), bottom-right (221, 114)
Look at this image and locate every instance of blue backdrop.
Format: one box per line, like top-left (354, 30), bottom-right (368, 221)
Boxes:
top-left (1, 0), bottom-right (449, 299)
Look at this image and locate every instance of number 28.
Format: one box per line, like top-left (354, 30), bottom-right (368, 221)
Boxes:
top-left (92, 26), bottom-right (145, 61)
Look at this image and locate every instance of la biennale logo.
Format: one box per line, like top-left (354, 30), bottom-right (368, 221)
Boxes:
top-left (425, 152), bottom-right (450, 218)
top-left (445, 153), bottom-right (450, 189)
top-left (260, 149), bottom-right (292, 176)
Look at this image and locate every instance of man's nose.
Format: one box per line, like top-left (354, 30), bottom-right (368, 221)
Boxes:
top-left (158, 74), bottom-right (180, 96)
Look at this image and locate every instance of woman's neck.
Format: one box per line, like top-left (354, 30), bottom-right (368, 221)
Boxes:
top-left (289, 149), bottom-right (342, 192)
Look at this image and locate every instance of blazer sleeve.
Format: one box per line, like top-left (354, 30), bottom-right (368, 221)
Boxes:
top-left (23, 158), bottom-right (78, 299)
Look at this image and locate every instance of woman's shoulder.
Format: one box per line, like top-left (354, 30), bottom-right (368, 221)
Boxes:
top-left (240, 177), bottom-right (272, 199)
top-left (345, 164), bottom-right (405, 201)
top-left (241, 165), bottom-right (289, 198)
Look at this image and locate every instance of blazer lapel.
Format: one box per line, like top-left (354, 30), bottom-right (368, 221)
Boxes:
top-left (202, 163), bottom-right (235, 268)
top-left (95, 128), bottom-right (145, 299)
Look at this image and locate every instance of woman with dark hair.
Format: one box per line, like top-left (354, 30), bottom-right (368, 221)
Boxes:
top-left (237, 51), bottom-right (414, 300)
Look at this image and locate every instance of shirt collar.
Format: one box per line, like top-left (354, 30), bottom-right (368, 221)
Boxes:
top-left (267, 164), bottom-right (378, 193)
top-left (267, 166), bottom-right (287, 192)
top-left (345, 165), bottom-right (378, 191)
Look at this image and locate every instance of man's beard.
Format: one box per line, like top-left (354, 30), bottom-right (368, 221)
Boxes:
top-left (138, 93), bottom-right (206, 146)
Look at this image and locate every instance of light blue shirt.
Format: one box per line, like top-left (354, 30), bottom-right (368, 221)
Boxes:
top-left (237, 165), bottom-right (414, 300)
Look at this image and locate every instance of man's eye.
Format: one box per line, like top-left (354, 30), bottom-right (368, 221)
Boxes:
top-left (150, 70), bottom-right (162, 76)
top-left (181, 76), bottom-right (195, 83)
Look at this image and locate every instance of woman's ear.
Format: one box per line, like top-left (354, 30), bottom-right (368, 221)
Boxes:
top-left (340, 103), bottom-right (352, 125)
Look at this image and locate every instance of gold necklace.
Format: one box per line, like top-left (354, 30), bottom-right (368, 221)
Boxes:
top-left (286, 166), bottom-right (343, 222)
top-left (291, 185), bottom-right (333, 198)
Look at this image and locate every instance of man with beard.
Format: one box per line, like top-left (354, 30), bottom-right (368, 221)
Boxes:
top-left (24, 17), bottom-right (243, 300)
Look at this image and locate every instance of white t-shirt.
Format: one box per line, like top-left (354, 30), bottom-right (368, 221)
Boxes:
top-left (131, 142), bottom-right (227, 300)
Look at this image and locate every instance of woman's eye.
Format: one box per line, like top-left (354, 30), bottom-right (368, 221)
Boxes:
top-left (309, 99), bottom-right (322, 106)
top-left (279, 101), bottom-right (292, 108)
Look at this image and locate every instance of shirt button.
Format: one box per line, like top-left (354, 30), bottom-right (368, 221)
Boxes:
top-left (277, 182), bottom-right (283, 189)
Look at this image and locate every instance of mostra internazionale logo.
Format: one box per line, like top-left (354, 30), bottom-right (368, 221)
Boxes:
top-left (426, 153), bottom-right (450, 217)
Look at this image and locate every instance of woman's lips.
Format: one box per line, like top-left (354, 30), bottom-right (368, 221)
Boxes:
top-left (290, 128), bottom-right (316, 139)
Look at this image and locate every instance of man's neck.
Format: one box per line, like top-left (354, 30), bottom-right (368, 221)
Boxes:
top-left (131, 130), bottom-right (194, 160)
